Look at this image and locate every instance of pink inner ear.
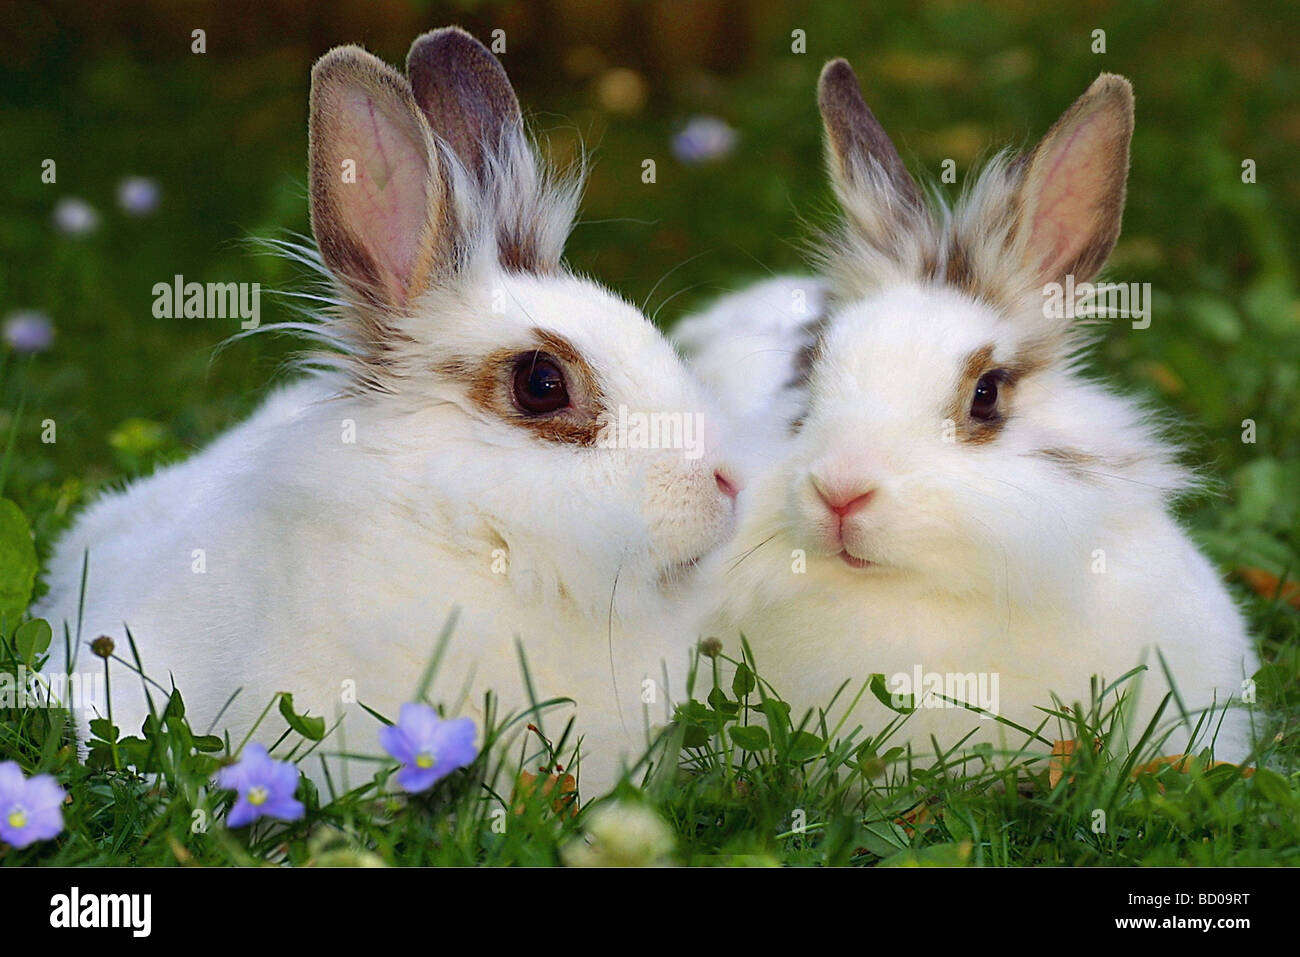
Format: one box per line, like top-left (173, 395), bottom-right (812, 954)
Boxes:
top-left (1025, 107), bottom-right (1123, 282)
top-left (334, 88), bottom-right (432, 304)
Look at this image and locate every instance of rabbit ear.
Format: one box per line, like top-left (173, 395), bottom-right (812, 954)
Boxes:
top-left (817, 59), bottom-right (922, 213)
top-left (1011, 73), bottom-right (1133, 286)
top-left (405, 27), bottom-right (567, 275)
top-left (406, 27), bottom-right (523, 185)
top-left (309, 46), bottom-right (451, 309)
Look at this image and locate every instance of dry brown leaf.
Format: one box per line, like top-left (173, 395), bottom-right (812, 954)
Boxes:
top-left (513, 770), bottom-right (579, 817)
top-left (1053, 740), bottom-right (1256, 792)
top-left (1048, 737), bottom-right (1103, 787)
top-left (1048, 739), bottom-right (1076, 789)
top-left (1237, 566), bottom-right (1300, 608)
top-left (167, 833), bottom-right (196, 865)
top-left (895, 803), bottom-right (933, 837)
top-left (1130, 753), bottom-right (1255, 780)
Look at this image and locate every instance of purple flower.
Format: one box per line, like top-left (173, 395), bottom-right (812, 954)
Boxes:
top-left (215, 743), bottom-right (304, 827)
top-left (52, 197), bottom-right (99, 236)
top-left (379, 703), bottom-right (477, 793)
top-left (0, 761), bottom-right (65, 849)
top-left (117, 176), bottom-right (161, 216)
top-left (3, 311), bottom-right (54, 354)
top-left (672, 116), bottom-right (738, 165)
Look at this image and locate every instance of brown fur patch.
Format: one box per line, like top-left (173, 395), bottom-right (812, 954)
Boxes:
top-left (950, 336), bottom-right (1061, 444)
top-left (912, 229), bottom-right (1015, 313)
top-left (1005, 336), bottom-right (1055, 381)
top-left (1034, 447), bottom-right (1101, 471)
top-left (943, 235), bottom-right (973, 292)
top-left (949, 344), bottom-right (1023, 445)
top-left (786, 308), bottom-right (832, 435)
top-left (1033, 447), bottom-right (1142, 482)
top-left (958, 344), bottom-right (996, 388)
top-left (788, 310), bottom-right (831, 390)
top-left (497, 223), bottom-right (554, 275)
top-left (948, 344), bottom-right (998, 444)
top-left (440, 327), bottom-right (607, 446)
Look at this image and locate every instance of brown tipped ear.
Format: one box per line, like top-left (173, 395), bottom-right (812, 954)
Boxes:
top-left (406, 26), bottom-right (523, 183)
top-left (1012, 73), bottom-right (1134, 285)
top-left (817, 58), bottom-right (921, 210)
top-left (309, 46), bottom-right (450, 309)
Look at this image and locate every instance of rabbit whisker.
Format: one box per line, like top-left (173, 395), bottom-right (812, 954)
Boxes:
top-left (641, 248), bottom-right (717, 316)
top-left (726, 533), bottom-right (779, 575)
top-left (607, 557), bottom-right (627, 734)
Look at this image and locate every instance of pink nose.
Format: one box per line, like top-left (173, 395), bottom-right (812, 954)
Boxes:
top-left (715, 469), bottom-right (740, 500)
top-left (813, 479), bottom-right (875, 517)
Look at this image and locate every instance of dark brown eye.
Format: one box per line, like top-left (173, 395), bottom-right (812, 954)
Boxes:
top-left (970, 371), bottom-right (1003, 421)
top-left (511, 353), bottom-right (569, 415)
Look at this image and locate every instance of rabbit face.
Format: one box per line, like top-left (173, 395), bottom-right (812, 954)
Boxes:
top-left (778, 279), bottom-right (1134, 600)
top-left (407, 268), bottom-right (740, 591)
top-left (784, 283), bottom-right (1030, 583)
top-left (759, 64), bottom-right (1188, 602)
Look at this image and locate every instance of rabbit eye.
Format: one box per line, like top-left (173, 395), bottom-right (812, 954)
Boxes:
top-left (511, 352), bottom-right (570, 415)
top-left (970, 371), bottom-right (1004, 421)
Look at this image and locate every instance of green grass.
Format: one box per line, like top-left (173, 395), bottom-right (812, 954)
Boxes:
top-left (1, 616), bottom-right (1296, 866)
top-left (1, 0), bottom-right (1298, 865)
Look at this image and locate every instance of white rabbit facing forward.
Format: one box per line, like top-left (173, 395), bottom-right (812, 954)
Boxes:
top-left (37, 28), bottom-right (740, 797)
top-left (680, 62), bottom-right (1258, 763)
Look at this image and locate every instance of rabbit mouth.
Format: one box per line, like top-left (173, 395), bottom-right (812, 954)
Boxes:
top-left (837, 549), bottom-right (873, 570)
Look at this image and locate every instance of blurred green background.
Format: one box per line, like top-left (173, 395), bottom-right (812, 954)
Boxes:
top-left (1, 0), bottom-right (1298, 639)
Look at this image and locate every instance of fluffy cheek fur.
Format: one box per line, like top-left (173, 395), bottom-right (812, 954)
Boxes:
top-left (644, 457), bottom-right (736, 572)
top-left (357, 367), bottom-right (734, 620)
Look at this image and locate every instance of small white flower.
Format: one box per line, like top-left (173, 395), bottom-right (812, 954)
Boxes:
top-left (672, 116), bottom-right (738, 165)
top-left (3, 311), bottom-right (54, 354)
top-left (117, 176), bottom-right (161, 216)
top-left (561, 801), bottom-right (675, 867)
top-left (52, 197), bottom-right (99, 236)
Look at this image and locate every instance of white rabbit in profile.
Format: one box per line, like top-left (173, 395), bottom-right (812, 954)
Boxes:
top-left (37, 28), bottom-right (740, 797)
top-left (675, 61), bottom-right (1258, 763)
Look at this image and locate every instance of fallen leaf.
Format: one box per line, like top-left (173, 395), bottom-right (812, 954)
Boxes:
top-left (1130, 753), bottom-right (1255, 780)
top-left (895, 803), bottom-right (933, 837)
top-left (167, 833), bottom-right (195, 865)
top-left (1048, 739), bottom-right (1076, 789)
top-left (1051, 739), bottom-right (1254, 788)
top-left (1048, 737), bottom-right (1103, 787)
top-left (513, 770), bottom-right (579, 817)
top-left (1137, 360), bottom-right (1184, 395)
top-left (1236, 566), bottom-right (1300, 608)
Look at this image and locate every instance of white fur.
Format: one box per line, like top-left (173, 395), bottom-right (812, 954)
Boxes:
top-left (40, 278), bottom-right (737, 798)
top-left (36, 38), bottom-right (739, 798)
top-left (679, 75), bottom-right (1258, 765)
top-left (696, 282), bottom-right (1257, 761)
top-left (671, 276), bottom-right (823, 485)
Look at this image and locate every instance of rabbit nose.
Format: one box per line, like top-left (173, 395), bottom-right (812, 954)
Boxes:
top-left (811, 476), bottom-right (875, 517)
top-left (714, 469), bottom-right (740, 500)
